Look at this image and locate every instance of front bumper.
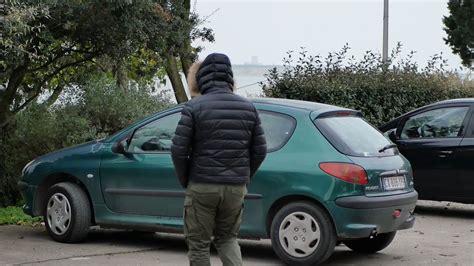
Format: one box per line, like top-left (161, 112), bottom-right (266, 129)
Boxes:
top-left (329, 191), bottom-right (418, 239)
top-left (18, 180), bottom-right (36, 216)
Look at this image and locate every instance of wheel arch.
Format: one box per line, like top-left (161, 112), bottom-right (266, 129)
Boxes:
top-left (33, 173), bottom-right (95, 223)
top-left (266, 195), bottom-right (336, 237)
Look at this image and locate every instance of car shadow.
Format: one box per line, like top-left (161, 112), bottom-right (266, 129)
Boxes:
top-left (83, 229), bottom-right (281, 264)
top-left (20, 227), bottom-right (398, 265)
top-left (326, 249), bottom-right (397, 265)
top-left (415, 200), bottom-right (474, 219)
top-left (83, 229), bottom-right (395, 265)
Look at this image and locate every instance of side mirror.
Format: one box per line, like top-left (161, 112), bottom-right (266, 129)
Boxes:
top-left (388, 129), bottom-right (398, 142)
top-left (112, 139), bottom-right (129, 154)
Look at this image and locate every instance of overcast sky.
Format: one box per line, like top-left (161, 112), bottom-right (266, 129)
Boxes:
top-left (193, 0), bottom-right (464, 69)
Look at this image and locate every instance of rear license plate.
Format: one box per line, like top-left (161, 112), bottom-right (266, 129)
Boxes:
top-left (382, 176), bottom-right (406, 190)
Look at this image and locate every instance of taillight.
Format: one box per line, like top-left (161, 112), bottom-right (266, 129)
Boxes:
top-left (319, 162), bottom-right (368, 185)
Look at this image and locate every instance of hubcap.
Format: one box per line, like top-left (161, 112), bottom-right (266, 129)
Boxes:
top-left (278, 211), bottom-right (321, 258)
top-left (46, 193), bottom-right (71, 235)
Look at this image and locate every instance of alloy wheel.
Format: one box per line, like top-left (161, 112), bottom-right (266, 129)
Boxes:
top-left (46, 193), bottom-right (72, 235)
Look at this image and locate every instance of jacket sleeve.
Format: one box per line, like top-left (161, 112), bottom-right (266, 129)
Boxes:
top-left (171, 104), bottom-right (194, 188)
top-left (250, 110), bottom-right (267, 178)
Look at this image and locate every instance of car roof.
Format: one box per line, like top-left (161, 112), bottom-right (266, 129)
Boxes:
top-left (436, 98), bottom-right (474, 105)
top-left (250, 97), bottom-right (350, 112)
top-left (106, 97), bottom-right (355, 143)
top-left (379, 98), bottom-right (474, 130)
top-left (401, 98), bottom-right (474, 115)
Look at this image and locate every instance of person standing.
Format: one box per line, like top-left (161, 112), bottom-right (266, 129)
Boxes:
top-left (171, 53), bottom-right (267, 266)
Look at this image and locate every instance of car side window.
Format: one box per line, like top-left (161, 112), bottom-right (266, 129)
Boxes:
top-left (128, 112), bottom-right (180, 153)
top-left (400, 107), bottom-right (469, 140)
top-left (259, 111), bottom-right (296, 152)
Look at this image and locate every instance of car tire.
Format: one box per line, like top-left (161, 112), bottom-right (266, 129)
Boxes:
top-left (343, 231), bottom-right (396, 253)
top-left (270, 202), bottom-right (337, 266)
top-left (43, 182), bottom-right (91, 243)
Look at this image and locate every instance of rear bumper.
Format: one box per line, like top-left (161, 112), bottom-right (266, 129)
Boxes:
top-left (328, 191), bottom-right (418, 239)
top-left (335, 191), bottom-right (418, 209)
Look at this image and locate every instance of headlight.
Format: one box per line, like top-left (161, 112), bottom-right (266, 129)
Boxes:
top-left (22, 160), bottom-right (35, 176)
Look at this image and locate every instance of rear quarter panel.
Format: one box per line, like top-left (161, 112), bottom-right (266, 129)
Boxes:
top-left (243, 104), bottom-right (363, 237)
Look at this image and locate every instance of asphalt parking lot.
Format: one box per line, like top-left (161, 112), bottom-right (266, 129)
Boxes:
top-left (1, 200), bottom-right (473, 266)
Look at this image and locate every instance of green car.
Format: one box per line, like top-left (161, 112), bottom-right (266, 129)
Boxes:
top-left (19, 98), bottom-right (417, 265)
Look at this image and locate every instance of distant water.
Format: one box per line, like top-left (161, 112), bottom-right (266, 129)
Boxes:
top-left (233, 64), bottom-right (282, 97)
top-left (234, 76), bottom-right (265, 97)
top-left (157, 64), bottom-right (281, 101)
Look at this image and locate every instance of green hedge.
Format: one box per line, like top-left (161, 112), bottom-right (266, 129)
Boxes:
top-left (263, 45), bottom-right (474, 126)
top-left (0, 206), bottom-right (42, 225)
top-left (0, 75), bottom-right (172, 207)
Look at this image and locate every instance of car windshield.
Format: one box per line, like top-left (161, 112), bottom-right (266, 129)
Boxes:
top-left (315, 116), bottom-right (395, 157)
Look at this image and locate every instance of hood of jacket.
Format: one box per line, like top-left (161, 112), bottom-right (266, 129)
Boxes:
top-left (195, 53), bottom-right (234, 95)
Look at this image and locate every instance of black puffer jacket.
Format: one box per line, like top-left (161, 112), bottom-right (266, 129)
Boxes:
top-left (171, 53), bottom-right (267, 188)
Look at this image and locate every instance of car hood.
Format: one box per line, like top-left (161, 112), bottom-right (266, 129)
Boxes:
top-left (23, 139), bottom-right (106, 179)
top-left (35, 139), bottom-right (106, 161)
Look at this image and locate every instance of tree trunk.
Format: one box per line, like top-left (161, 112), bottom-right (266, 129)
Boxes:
top-left (42, 85), bottom-right (64, 107)
top-left (164, 52), bottom-right (188, 103)
top-left (0, 60), bottom-right (29, 131)
top-left (179, 0), bottom-right (193, 78)
top-left (180, 45), bottom-right (193, 78)
top-left (0, 112), bottom-right (14, 134)
top-left (113, 60), bottom-right (128, 92)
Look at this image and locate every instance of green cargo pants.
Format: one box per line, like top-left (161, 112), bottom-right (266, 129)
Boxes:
top-left (184, 182), bottom-right (247, 266)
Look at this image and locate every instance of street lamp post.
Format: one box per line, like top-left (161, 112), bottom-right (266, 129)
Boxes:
top-left (383, 0), bottom-right (389, 66)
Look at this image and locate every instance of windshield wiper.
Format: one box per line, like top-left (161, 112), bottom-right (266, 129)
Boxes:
top-left (378, 144), bottom-right (398, 153)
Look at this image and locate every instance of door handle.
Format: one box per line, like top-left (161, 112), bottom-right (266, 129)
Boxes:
top-left (438, 150), bottom-right (453, 158)
top-left (439, 150), bottom-right (453, 154)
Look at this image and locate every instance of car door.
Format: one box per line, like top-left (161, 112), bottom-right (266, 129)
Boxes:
top-left (99, 111), bottom-right (183, 217)
top-left (455, 106), bottom-right (474, 202)
top-left (395, 105), bottom-right (471, 199)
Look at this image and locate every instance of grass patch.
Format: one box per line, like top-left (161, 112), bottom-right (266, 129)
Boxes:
top-left (0, 206), bottom-right (42, 226)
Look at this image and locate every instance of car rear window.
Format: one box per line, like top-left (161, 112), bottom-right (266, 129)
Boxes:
top-left (315, 116), bottom-right (395, 157)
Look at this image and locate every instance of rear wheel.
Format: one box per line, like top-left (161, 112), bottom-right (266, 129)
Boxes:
top-left (343, 231), bottom-right (396, 253)
top-left (270, 202), bottom-right (336, 265)
top-left (44, 182), bottom-right (91, 243)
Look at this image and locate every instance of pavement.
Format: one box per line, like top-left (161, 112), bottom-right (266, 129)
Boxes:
top-left (0, 200), bottom-right (473, 266)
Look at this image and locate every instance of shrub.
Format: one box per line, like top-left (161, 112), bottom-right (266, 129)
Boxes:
top-left (263, 44), bottom-right (474, 126)
top-left (0, 206), bottom-right (43, 225)
top-left (77, 75), bottom-right (172, 135)
top-left (0, 104), bottom-right (97, 207)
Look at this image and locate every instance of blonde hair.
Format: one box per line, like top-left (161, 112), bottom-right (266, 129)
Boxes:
top-left (186, 61), bottom-right (237, 98)
top-left (187, 62), bottom-right (201, 98)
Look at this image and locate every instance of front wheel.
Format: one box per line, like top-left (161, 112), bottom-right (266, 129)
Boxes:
top-left (44, 182), bottom-right (91, 243)
top-left (270, 202), bottom-right (337, 266)
top-left (343, 231), bottom-right (396, 253)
